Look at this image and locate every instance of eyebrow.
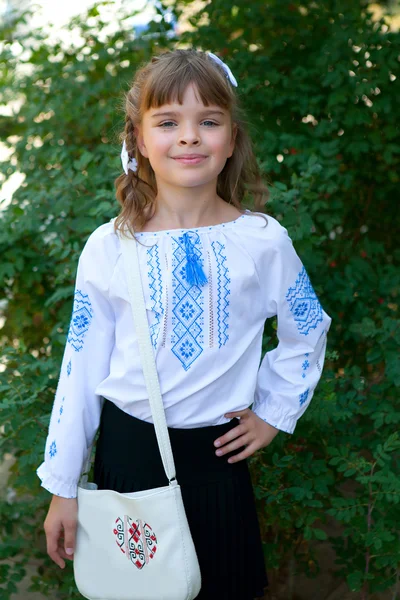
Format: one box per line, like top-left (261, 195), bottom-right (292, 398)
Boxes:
top-left (150, 110), bottom-right (226, 119)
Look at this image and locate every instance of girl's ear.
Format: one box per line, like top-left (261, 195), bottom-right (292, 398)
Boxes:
top-left (134, 125), bottom-right (149, 158)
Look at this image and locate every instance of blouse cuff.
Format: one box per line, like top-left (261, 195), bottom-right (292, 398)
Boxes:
top-left (36, 463), bottom-right (78, 499)
top-left (252, 402), bottom-right (298, 434)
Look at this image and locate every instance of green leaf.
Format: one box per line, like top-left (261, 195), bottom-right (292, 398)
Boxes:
top-left (313, 528), bottom-right (328, 540)
top-left (347, 571), bottom-right (364, 592)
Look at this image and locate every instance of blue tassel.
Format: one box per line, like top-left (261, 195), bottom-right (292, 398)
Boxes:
top-left (183, 232), bottom-right (208, 287)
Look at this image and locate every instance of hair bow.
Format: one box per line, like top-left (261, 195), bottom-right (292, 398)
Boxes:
top-left (121, 140), bottom-right (138, 174)
top-left (207, 52), bottom-right (238, 87)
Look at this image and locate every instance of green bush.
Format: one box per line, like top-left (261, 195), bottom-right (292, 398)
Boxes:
top-left (0, 1), bottom-right (399, 598)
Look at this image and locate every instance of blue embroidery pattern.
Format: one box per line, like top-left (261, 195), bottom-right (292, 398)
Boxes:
top-left (49, 440), bottom-right (57, 458)
top-left (67, 359), bottom-right (72, 377)
top-left (211, 241), bottom-right (230, 348)
top-left (171, 232), bottom-right (205, 370)
top-left (286, 267), bottom-right (323, 336)
top-left (182, 232), bottom-right (208, 286)
top-left (58, 397), bottom-right (65, 424)
top-left (302, 354), bottom-right (310, 379)
top-left (299, 388), bottom-right (310, 406)
top-left (147, 244), bottom-right (164, 348)
top-left (67, 290), bottom-right (93, 352)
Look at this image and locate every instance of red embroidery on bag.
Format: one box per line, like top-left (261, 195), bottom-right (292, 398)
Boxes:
top-left (114, 516), bottom-right (157, 568)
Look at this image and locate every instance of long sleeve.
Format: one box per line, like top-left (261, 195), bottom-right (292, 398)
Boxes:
top-left (252, 223), bottom-right (332, 434)
top-left (36, 227), bottom-right (116, 498)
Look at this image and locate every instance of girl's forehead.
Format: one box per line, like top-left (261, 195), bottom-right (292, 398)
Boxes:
top-left (146, 105), bottom-right (227, 116)
top-left (143, 82), bottom-right (230, 117)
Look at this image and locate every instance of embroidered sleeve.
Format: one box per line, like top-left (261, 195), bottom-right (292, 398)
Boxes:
top-left (252, 226), bottom-right (332, 434)
top-left (36, 230), bottom-right (116, 498)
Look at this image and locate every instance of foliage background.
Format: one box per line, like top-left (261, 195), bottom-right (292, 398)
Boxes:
top-left (0, 0), bottom-right (399, 598)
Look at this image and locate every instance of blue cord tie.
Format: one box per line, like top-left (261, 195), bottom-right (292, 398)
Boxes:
top-left (183, 232), bottom-right (208, 287)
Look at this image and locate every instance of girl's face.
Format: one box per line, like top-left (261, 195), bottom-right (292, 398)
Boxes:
top-left (135, 82), bottom-right (237, 191)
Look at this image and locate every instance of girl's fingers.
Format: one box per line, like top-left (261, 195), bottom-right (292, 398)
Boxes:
top-left (47, 539), bottom-right (66, 569)
top-left (47, 538), bottom-right (73, 568)
top-left (58, 542), bottom-right (74, 561)
top-left (62, 520), bottom-right (77, 557)
top-left (45, 522), bottom-right (65, 569)
top-left (214, 423), bottom-right (248, 449)
top-left (215, 434), bottom-right (252, 457)
top-left (227, 443), bottom-right (258, 464)
top-left (224, 409), bottom-right (250, 419)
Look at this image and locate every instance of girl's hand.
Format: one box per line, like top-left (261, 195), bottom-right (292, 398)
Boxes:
top-left (44, 495), bottom-right (78, 569)
top-left (214, 409), bottom-right (279, 463)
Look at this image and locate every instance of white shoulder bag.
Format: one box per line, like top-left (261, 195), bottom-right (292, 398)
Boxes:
top-left (73, 228), bottom-right (202, 600)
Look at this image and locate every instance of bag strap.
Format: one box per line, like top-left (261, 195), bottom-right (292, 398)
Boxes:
top-left (119, 228), bottom-right (177, 483)
top-left (79, 228), bottom-right (177, 487)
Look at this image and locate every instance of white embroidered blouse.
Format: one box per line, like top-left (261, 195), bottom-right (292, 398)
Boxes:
top-left (36, 209), bottom-right (332, 498)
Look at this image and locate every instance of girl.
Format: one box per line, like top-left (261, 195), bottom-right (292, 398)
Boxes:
top-left (38, 48), bottom-right (332, 600)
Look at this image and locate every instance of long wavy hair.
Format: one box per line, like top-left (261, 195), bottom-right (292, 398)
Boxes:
top-left (113, 48), bottom-right (269, 237)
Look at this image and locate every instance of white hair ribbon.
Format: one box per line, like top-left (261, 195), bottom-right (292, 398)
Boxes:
top-left (121, 140), bottom-right (138, 174)
top-left (207, 52), bottom-right (238, 87)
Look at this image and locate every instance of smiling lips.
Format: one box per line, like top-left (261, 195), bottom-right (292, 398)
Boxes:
top-left (173, 154), bottom-right (207, 158)
top-left (173, 154), bottom-right (207, 164)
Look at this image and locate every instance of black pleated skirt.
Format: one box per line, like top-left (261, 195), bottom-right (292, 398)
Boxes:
top-left (93, 399), bottom-right (268, 600)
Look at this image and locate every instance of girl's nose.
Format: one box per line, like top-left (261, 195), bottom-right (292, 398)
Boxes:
top-left (178, 126), bottom-right (201, 145)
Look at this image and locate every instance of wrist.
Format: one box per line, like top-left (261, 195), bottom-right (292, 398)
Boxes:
top-left (52, 495), bottom-right (77, 503)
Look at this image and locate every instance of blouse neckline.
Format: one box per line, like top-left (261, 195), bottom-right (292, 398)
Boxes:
top-left (135, 210), bottom-right (251, 237)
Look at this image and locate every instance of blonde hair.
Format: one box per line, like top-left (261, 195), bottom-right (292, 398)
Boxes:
top-left (113, 48), bottom-right (269, 237)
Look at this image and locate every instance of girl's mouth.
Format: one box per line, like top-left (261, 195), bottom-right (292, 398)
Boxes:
top-left (173, 156), bottom-right (207, 165)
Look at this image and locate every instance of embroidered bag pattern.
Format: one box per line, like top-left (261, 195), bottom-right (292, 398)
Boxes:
top-left (67, 290), bottom-right (93, 352)
top-left (285, 266), bottom-right (323, 336)
top-left (114, 516), bottom-right (157, 569)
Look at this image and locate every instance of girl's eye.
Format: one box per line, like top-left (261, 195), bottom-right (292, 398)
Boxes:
top-left (158, 121), bottom-right (218, 128)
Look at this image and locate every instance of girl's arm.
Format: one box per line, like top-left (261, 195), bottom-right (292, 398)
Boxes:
top-left (37, 227), bottom-right (116, 498)
top-left (252, 223), bottom-right (332, 434)
top-left (213, 222), bottom-right (332, 461)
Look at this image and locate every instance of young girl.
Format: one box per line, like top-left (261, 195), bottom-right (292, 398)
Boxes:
top-left (38, 48), bottom-right (332, 600)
